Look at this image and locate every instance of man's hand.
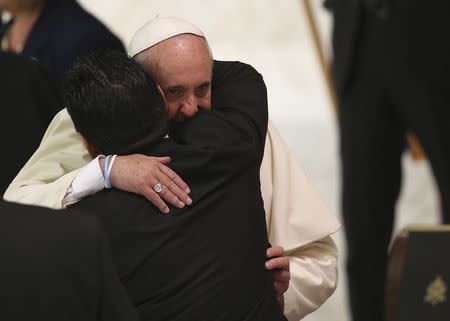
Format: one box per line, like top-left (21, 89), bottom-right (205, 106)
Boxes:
top-left (108, 154), bottom-right (192, 213)
top-left (266, 245), bottom-right (290, 308)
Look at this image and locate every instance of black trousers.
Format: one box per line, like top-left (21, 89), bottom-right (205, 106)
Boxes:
top-left (0, 201), bottom-right (138, 321)
top-left (338, 3), bottom-right (450, 321)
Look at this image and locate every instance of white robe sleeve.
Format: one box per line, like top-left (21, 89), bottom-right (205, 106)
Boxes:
top-left (3, 109), bottom-right (91, 209)
top-left (284, 236), bottom-right (338, 320)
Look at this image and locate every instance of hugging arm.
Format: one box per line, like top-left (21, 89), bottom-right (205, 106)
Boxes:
top-left (3, 62), bottom-right (267, 212)
top-left (3, 109), bottom-right (190, 211)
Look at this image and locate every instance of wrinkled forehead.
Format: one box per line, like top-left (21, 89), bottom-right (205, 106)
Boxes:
top-left (153, 34), bottom-right (212, 62)
top-left (157, 55), bottom-right (213, 89)
top-left (143, 34), bottom-right (213, 83)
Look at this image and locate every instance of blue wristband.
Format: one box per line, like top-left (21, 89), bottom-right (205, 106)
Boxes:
top-left (104, 155), bottom-right (112, 189)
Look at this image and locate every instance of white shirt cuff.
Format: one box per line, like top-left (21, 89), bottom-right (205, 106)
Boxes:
top-left (62, 155), bottom-right (105, 207)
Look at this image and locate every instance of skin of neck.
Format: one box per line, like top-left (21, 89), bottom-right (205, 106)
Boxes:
top-left (7, 1), bottom-right (44, 52)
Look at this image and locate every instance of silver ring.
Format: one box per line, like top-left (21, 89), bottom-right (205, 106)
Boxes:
top-left (153, 182), bottom-right (163, 193)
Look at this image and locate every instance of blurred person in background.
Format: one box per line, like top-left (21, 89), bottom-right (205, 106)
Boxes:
top-left (326, 0), bottom-right (450, 320)
top-left (5, 16), bottom-right (341, 320)
top-left (0, 0), bottom-right (125, 83)
top-left (0, 52), bottom-right (61, 194)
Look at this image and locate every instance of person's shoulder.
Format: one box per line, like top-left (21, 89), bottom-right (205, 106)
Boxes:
top-left (212, 60), bottom-right (264, 89)
top-left (0, 52), bottom-right (43, 74)
top-left (213, 60), bottom-right (262, 76)
top-left (45, 1), bottom-right (124, 50)
top-left (0, 53), bottom-right (41, 87)
top-left (0, 52), bottom-right (59, 111)
top-left (47, 1), bottom-right (105, 27)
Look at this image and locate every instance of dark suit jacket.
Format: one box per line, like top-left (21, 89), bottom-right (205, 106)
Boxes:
top-left (327, 0), bottom-right (450, 97)
top-left (0, 52), bottom-right (61, 194)
top-left (73, 61), bottom-right (286, 321)
top-left (325, 0), bottom-right (362, 96)
top-left (0, 200), bottom-right (139, 321)
top-left (1, 0), bottom-right (125, 83)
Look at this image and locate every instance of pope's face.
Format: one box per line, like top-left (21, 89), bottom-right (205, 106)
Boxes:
top-left (144, 34), bottom-right (213, 122)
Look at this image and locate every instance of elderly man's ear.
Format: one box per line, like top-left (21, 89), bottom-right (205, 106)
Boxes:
top-left (157, 85), bottom-right (169, 114)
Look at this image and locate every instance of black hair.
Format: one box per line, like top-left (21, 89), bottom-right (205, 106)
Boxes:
top-left (64, 50), bottom-right (167, 155)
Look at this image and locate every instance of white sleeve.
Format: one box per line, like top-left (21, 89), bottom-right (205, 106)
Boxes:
top-left (62, 156), bottom-right (105, 207)
top-left (3, 109), bottom-right (91, 209)
top-left (284, 236), bottom-right (338, 321)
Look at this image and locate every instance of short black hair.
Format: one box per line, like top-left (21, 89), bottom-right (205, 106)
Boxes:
top-left (64, 50), bottom-right (167, 155)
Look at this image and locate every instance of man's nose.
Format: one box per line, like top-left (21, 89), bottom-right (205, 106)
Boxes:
top-left (180, 95), bottom-right (199, 118)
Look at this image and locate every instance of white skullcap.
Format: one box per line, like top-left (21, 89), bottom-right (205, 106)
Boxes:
top-left (128, 16), bottom-right (205, 57)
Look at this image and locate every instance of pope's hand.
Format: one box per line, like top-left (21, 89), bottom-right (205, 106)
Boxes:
top-left (109, 154), bottom-right (192, 213)
top-left (266, 245), bottom-right (290, 310)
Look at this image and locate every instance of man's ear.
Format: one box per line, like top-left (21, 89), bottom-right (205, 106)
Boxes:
top-left (157, 85), bottom-right (168, 113)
